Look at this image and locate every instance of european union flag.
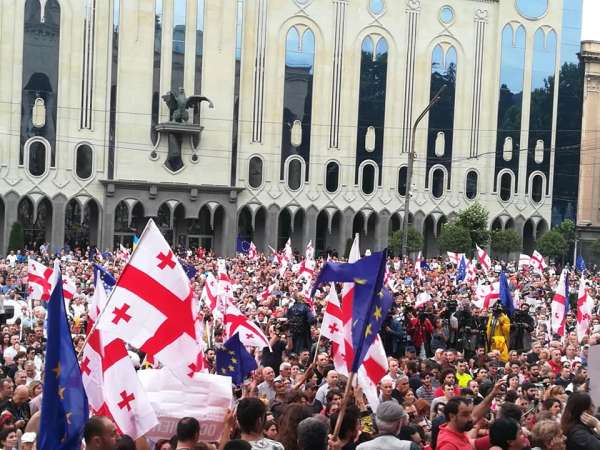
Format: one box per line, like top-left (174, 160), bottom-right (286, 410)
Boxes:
top-left (179, 258), bottom-right (198, 280)
top-left (577, 255), bottom-right (586, 273)
top-left (93, 263), bottom-right (116, 291)
top-left (216, 333), bottom-right (258, 385)
top-left (456, 256), bottom-right (466, 283)
top-left (499, 272), bottom-right (514, 317)
top-left (421, 261), bottom-right (432, 271)
top-left (311, 250), bottom-right (394, 372)
top-left (38, 265), bottom-right (89, 450)
top-left (236, 237), bottom-right (251, 254)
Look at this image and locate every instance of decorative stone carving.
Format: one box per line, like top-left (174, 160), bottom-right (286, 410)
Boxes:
top-left (365, 126), bottom-right (376, 152)
top-left (535, 139), bottom-right (544, 164)
top-left (32, 97), bottom-right (46, 128)
top-left (475, 9), bottom-right (488, 22)
top-left (503, 137), bottom-right (513, 162)
top-left (344, 189), bottom-right (357, 203)
top-left (291, 120), bottom-right (302, 147)
top-left (435, 131), bottom-right (445, 157)
top-left (407, 0), bottom-right (420, 11)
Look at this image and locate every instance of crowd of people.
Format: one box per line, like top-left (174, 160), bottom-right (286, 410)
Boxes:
top-left (0, 243), bottom-right (600, 450)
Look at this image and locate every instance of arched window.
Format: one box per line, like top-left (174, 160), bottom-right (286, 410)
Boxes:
top-left (287, 159), bottom-right (302, 191)
top-left (325, 162), bottom-right (339, 193)
top-left (531, 175), bottom-right (543, 203)
top-left (500, 172), bottom-right (512, 201)
top-left (361, 164), bottom-right (375, 195)
top-left (248, 156), bottom-right (263, 188)
top-left (431, 169), bottom-right (444, 199)
top-left (398, 166), bottom-right (408, 196)
top-left (28, 141), bottom-right (46, 176)
top-left (465, 171), bottom-right (478, 200)
top-left (75, 144), bottom-right (93, 179)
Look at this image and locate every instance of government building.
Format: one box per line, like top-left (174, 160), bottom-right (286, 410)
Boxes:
top-left (0, 0), bottom-right (584, 257)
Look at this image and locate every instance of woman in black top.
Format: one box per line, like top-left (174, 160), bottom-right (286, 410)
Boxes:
top-left (562, 392), bottom-right (600, 450)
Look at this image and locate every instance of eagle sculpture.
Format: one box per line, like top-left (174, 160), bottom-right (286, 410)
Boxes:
top-left (161, 87), bottom-right (214, 123)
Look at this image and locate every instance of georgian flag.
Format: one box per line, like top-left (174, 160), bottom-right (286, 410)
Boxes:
top-left (476, 245), bottom-right (491, 273)
top-left (96, 219), bottom-right (203, 383)
top-left (415, 292), bottom-right (432, 309)
top-left (357, 336), bottom-right (388, 409)
top-left (200, 273), bottom-right (221, 319)
top-left (320, 283), bottom-right (347, 374)
top-left (551, 269), bottom-right (569, 337)
top-left (415, 252), bottom-right (424, 280)
top-left (305, 240), bottom-right (315, 261)
top-left (28, 259), bottom-right (55, 301)
top-left (518, 254), bottom-right (531, 271)
top-left (530, 250), bottom-right (548, 273)
top-left (447, 252), bottom-right (465, 266)
top-left (474, 282), bottom-right (499, 310)
top-left (224, 301), bottom-right (270, 349)
top-left (466, 259), bottom-right (478, 283)
top-left (248, 242), bottom-right (258, 261)
top-left (83, 277), bottom-right (158, 439)
top-left (577, 276), bottom-right (594, 343)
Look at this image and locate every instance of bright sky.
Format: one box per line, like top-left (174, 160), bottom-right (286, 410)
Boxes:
top-left (582, 0), bottom-right (600, 41)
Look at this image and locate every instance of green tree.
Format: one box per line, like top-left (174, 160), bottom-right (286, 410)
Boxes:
top-left (7, 222), bottom-right (24, 251)
top-left (455, 203), bottom-right (490, 249)
top-left (439, 224), bottom-right (472, 254)
top-left (490, 229), bottom-right (522, 260)
top-left (388, 228), bottom-right (423, 256)
top-left (536, 230), bottom-right (568, 261)
top-left (555, 219), bottom-right (576, 246)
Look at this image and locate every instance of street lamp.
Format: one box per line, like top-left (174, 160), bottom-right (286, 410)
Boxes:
top-left (401, 84), bottom-right (447, 257)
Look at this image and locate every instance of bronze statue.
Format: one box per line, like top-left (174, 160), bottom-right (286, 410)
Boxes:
top-left (161, 87), bottom-right (214, 123)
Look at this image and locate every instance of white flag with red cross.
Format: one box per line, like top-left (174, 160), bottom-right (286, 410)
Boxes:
top-left (27, 259), bottom-right (55, 301)
top-left (224, 301), bottom-right (270, 349)
top-left (83, 277), bottom-right (158, 439)
top-left (530, 250), bottom-right (548, 273)
top-left (248, 242), bottom-right (258, 261)
top-left (357, 335), bottom-right (388, 409)
top-left (320, 283), bottom-right (347, 375)
top-left (474, 281), bottom-right (499, 310)
top-left (476, 245), bottom-right (492, 272)
top-left (96, 219), bottom-right (204, 383)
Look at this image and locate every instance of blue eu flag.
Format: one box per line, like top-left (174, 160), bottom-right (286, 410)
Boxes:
top-left (455, 256), bottom-right (466, 283)
top-left (236, 238), bottom-right (251, 254)
top-left (178, 259), bottom-right (198, 280)
top-left (311, 250), bottom-right (394, 372)
top-left (499, 272), bottom-right (515, 317)
top-left (93, 263), bottom-right (116, 291)
top-left (216, 333), bottom-right (258, 385)
top-left (38, 266), bottom-right (89, 450)
top-left (577, 256), bottom-right (586, 273)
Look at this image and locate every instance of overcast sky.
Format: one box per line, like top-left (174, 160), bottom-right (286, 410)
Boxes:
top-left (582, 0), bottom-right (600, 41)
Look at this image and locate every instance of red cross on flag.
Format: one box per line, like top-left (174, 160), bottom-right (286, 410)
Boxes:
top-left (248, 241), bottom-right (258, 261)
top-left (577, 275), bottom-right (594, 343)
top-left (476, 245), bottom-right (491, 273)
top-left (27, 259), bottom-right (56, 301)
top-left (530, 250), bottom-right (548, 273)
top-left (474, 281), bottom-right (499, 310)
top-left (96, 219), bottom-right (203, 384)
top-left (62, 275), bottom-right (77, 301)
top-left (83, 277), bottom-right (158, 439)
top-left (200, 272), bottom-right (220, 318)
top-left (320, 283), bottom-right (347, 374)
top-left (551, 268), bottom-right (569, 337)
top-left (466, 259), bottom-right (478, 283)
top-left (518, 254), bottom-right (531, 271)
top-left (357, 335), bottom-right (388, 409)
top-left (224, 301), bottom-right (270, 349)
top-left (447, 252), bottom-right (465, 266)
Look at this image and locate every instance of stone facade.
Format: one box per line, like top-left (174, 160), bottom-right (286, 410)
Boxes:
top-left (0, 0), bottom-right (583, 257)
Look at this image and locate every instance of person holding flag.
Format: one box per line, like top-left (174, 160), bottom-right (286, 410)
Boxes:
top-left (38, 262), bottom-right (89, 450)
top-left (485, 273), bottom-right (513, 362)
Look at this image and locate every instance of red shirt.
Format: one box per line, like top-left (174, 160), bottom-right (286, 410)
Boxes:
top-left (548, 358), bottom-right (562, 375)
top-left (436, 424), bottom-right (472, 450)
top-left (434, 386), bottom-right (461, 398)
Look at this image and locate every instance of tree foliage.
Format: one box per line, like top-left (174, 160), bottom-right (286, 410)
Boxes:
top-left (388, 228), bottom-right (423, 256)
top-left (455, 203), bottom-right (490, 248)
top-left (536, 230), bottom-right (568, 261)
top-left (555, 219), bottom-right (576, 245)
top-left (490, 229), bottom-right (521, 258)
top-left (8, 222), bottom-right (24, 252)
top-left (439, 224), bottom-right (472, 254)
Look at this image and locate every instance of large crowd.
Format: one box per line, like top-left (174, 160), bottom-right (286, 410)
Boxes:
top-left (0, 243), bottom-right (599, 450)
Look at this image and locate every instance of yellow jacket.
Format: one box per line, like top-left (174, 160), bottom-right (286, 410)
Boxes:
top-left (486, 313), bottom-right (511, 362)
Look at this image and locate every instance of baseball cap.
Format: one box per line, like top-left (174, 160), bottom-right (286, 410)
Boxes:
top-left (376, 401), bottom-right (405, 422)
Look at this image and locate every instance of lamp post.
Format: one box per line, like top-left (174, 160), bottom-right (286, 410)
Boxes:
top-left (401, 84), bottom-right (447, 257)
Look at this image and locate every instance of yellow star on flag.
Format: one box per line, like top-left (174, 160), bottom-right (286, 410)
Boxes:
top-left (53, 363), bottom-right (61, 377)
top-left (364, 323), bottom-right (372, 338)
top-left (353, 278), bottom-right (367, 285)
top-left (373, 306), bottom-right (382, 321)
top-left (228, 365), bottom-right (235, 372)
top-left (231, 358), bottom-right (238, 364)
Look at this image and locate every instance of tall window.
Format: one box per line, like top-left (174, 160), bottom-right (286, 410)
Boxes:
top-left (171, 0), bottom-right (186, 91)
top-left (361, 164), bottom-right (375, 195)
top-left (495, 24), bottom-right (526, 189)
top-left (20, 0), bottom-right (61, 167)
top-left (325, 162), bottom-right (340, 193)
top-left (426, 45), bottom-right (457, 187)
top-left (500, 172), bottom-right (513, 201)
top-left (431, 169), bottom-right (444, 199)
top-left (76, 144), bottom-right (93, 179)
top-left (108, 0), bottom-right (120, 178)
top-left (248, 156), bottom-right (263, 188)
top-left (531, 175), bottom-right (544, 203)
top-left (150, 0), bottom-right (164, 144)
top-left (280, 26), bottom-right (315, 180)
top-left (527, 28), bottom-right (557, 189)
top-left (465, 171), bottom-right (478, 200)
top-left (28, 141), bottom-right (47, 177)
top-left (398, 166), bottom-right (408, 196)
top-left (194, 0), bottom-right (205, 94)
top-left (355, 35), bottom-right (388, 185)
top-left (287, 159), bottom-right (302, 191)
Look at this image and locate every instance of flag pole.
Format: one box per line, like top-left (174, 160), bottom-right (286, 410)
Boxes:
top-left (77, 219), bottom-right (154, 358)
top-left (332, 371), bottom-right (356, 439)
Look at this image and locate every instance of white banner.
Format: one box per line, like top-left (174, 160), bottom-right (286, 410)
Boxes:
top-left (138, 369), bottom-right (233, 442)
